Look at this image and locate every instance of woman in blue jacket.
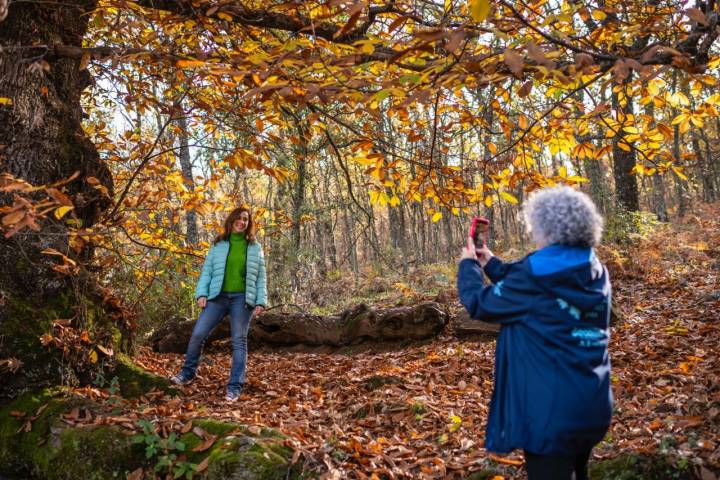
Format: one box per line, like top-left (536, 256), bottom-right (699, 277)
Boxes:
top-left (171, 206), bottom-right (267, 402)
top-left (457, 186), bottom-right (612, 480)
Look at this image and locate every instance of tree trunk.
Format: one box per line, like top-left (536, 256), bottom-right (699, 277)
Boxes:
top-left (644, 97), bottom-right (668, 221)
top-left (342, 203), bottom-right (358, 273)
top-left (611, 80), bottom-right (640, 211)
top-left (176, 114), bottom-right (198, 246)
top-left (0, 1), bottom-right (125, 398)
top-left (671, 72), bottom-right (688, 216)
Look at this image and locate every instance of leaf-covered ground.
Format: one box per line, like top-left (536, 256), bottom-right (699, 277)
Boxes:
top-left (75, 207), bottom-right (720, 478)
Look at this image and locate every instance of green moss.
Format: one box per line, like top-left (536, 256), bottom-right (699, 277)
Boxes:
top-left (112, 353), bottom-right (177, 398)
top-left (34, 425), bottom-right (142, 480)
top-left (341, 304), bottom-right (370, 339)
top-left (589, 454), bottom-right (694, 480)
top-left (179, 419), bottom-right (243, 462)
top-left (196, 418), bottom-right (243, 437)
top-left (205, 436), bottom-right (298, 480)
top-left (0, 389), bottom-right (143, 479)
top-left (1, 390), bottom-right (298, 480)
top-left (177, 419), bottom-right (298, 479)
top-left (2, 289), bottom-right (103, 358)
top-left (0, 389), bottom-right (62, 472)
top-left (463, 470), bottom-right (501, 480)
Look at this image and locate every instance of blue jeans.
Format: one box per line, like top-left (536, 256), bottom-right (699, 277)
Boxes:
top-left (180, 293), bottom-right (252, 392)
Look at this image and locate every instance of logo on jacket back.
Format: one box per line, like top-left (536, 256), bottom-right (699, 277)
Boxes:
top-left (556, 297), bottom-right (608, 347)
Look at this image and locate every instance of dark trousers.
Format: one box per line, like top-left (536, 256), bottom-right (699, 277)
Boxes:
top-left (524, 450), bottom-right (591, 480)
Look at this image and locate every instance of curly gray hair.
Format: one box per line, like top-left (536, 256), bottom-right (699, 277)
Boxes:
top-left (523, 186), bottom-right (603, 247)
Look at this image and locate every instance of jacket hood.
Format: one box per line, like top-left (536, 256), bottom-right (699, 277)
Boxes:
top-left (527, 245), bottom-right (609, 312)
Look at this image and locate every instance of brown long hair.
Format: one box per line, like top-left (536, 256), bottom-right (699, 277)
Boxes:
top-left (214, 206), bottom-right (256, 244)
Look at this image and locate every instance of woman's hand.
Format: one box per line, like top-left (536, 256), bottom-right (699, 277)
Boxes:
top-left (253, 306), bottom-right (265, 317)
top-left (476, 244), bottom-right (494, 268)
top-left (198, 297), bottom-right (207, 309)
top-left (460, 236), bottom-right (478, 261)
top-left (460, 237), bottom-right (494, 267)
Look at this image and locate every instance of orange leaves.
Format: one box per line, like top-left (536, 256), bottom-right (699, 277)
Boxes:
top-left (488, 454), bottom-right (523, 466)
top-left (0, 172), bottom-right (81, 238)
top-left (41, 248), bottom-right (79, 275)
top-left (0, 357), bottom-right (23, 374)
top-left (1, 196), bottom-right (42, 237)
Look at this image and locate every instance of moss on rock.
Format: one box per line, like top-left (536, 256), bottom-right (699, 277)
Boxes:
top-left (178, 419), bottom-right (299, 479)
top-left (35, 425), bottom-right (142, 480)
top-left (112, 353), bottom-right (177, 398)
top-left (1, 390), bottom-right (298, 480)
top-left (589, 453), bottom-right (695, 480)
top-left (205, 435), bottom-right (298, 480)
top-left (463, 470), bottom-right (502, 480)
top-left (1, 288), bottom-right (121, 397)
top-left (0, 389), bottom-right (143, 479)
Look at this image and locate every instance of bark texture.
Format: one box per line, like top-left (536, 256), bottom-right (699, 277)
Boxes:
top-left (0, 1), bottom-right (118, 398)
top-left (150, 302), bottom-right (449, 353)
top-left (611, 81), bottom-right (640, 212)
top-left (453, 310), bottom-right (501, 336)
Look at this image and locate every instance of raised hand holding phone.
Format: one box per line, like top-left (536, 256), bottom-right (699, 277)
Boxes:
top-left (466, 216), bottom-right (494, 266)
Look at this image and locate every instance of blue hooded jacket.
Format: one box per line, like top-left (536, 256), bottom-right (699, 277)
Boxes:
top-left (457, 245), bottom-right (612, 455)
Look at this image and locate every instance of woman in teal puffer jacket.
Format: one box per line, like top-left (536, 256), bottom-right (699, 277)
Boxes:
top-left (171, 206), bottom-right (267, 402)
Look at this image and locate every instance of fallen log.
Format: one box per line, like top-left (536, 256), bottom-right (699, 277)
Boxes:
top-left (150, 302), bottom-right (449, 353)
top-left (453, 310), bottom-right (501, 336)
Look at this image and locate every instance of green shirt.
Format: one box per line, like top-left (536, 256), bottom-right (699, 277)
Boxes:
top-left (222, 233), bottom-right (247, 292)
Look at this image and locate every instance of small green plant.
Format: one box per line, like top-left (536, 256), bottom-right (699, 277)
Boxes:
top-left (106, 376), bottom-right (122, 413)
top-left (411, 401), bottom-right (427, 421)
top-left (411, 401), bottom-right (427, 415)
top-left (605, 210), bottom-right (662, 244)
top-left (132, 419), bottom-right (198, 479)
top-left (93, 364), bottom-right (107, 388)
top-left (133, 419), bottom-right (162, 459)
top-left (659, 435), bottom-right (678, 454)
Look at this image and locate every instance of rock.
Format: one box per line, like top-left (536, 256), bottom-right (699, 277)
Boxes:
top-left (0, 391), bottom-right (299, 480)
top-left (112, 353), bottom-right (177, 398)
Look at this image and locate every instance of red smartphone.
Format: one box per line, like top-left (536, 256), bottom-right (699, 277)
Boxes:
top-left (470, 216), bottom-right (490, 249)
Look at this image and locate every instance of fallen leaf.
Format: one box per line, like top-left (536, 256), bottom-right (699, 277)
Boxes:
top-left (127, 467), bottom-right (143, 480)
top-left (489, 454), bottom-right (524, 466)
top-left (195, 455), bottom-right (210, 473)
top-left (192, 434), bottom-right (218, 452)
top-left (181, 420), bottom-right (193, 433)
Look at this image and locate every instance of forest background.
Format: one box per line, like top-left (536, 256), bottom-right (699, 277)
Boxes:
top-left (0, 0), bottom-right (719, 478)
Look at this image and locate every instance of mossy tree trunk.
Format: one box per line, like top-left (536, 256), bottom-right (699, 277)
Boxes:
top-left (0, 1), bottom-right (120, 399)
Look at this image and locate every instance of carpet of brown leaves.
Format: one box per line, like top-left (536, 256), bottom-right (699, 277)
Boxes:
top-left (77, 207), bottom-right (720, 479)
